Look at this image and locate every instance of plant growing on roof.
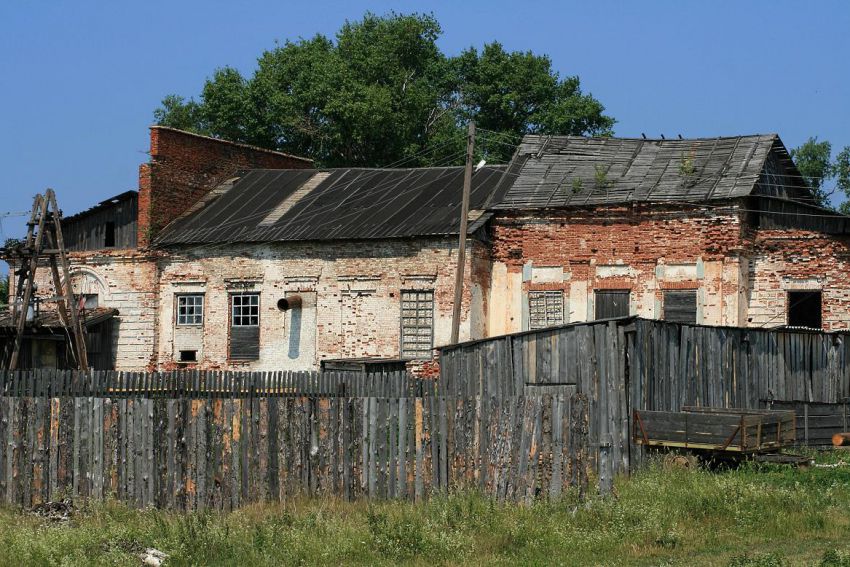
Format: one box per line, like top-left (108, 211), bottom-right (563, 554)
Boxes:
top-left (679, 150), bottom-right (697, 186)
top-left (571, 177), bottom-right (583, 194)
top-left (594, 164), bottom-right (613, 190)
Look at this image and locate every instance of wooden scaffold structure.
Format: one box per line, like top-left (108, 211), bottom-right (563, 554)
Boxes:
top-left (2, 189), bottom-right (88, 370)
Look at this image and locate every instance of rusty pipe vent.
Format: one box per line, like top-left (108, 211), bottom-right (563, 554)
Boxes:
top-left (277, 295), bottom-right (302, 311)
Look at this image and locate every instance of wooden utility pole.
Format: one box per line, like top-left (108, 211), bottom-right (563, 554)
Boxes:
top-left (5, 189), bottom-right (88, 371)
top-left (450, 121), bottom-right (475, 345)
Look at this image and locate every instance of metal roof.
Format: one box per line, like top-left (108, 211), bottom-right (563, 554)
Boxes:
top-left (493, 134), bottom-right (802, 209)
top-left (62, 191), bottom-right (137, 223)
top-left (0, 307), bottom-right (118, 333)
top-left (155, 165), bottom-right (508, 245)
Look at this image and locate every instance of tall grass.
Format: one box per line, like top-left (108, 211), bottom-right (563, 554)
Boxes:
top-left (2, 451), bottom-right (849, 566)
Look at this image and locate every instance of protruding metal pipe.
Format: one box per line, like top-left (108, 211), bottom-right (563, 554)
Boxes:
top-left (277, 295), bottom-right (302, 311)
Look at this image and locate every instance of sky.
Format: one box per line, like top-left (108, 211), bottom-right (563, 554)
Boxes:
top-left (1, 0), bottom-right (849, 263)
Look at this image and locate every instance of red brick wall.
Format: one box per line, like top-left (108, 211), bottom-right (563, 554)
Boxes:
top-left (748, 229), bottom-right (850, 330)
top-left (487, 203), bottom-right (749, 329)
top-left (137, 127), bottom-right (313, 247)
top-left (489, 201), bottom-right (850, 331)
top-left (493, 204), bottom-right (744, 268)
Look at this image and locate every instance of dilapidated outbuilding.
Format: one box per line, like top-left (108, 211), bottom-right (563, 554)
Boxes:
top-left (0, 307), bottom-right (118, 369)
top-left (487, 134), bottom-right (850, 335)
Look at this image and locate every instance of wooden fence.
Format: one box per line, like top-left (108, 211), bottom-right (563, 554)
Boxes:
top-left (440, 320), bottom-right (628, 488)
top-left (6, 317), bottom-right (846, 510)
top-left (439, 317), bottom-right (850, 476)
top-left (0, 370), bottom-right (590, 510)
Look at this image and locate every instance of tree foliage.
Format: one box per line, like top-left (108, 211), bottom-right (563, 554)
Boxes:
top-left (790, 137), bottom-right (850, 211)
top-left (0, 274), bottom-right (8, 307)
top-left (153, 12), bottom-right (614, 166)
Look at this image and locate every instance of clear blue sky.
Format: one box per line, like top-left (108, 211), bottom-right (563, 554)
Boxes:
top-left (1, 1), bottom-right (849, 259)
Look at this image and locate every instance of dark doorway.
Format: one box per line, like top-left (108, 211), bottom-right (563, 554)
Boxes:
top-left (104, 222), bottom-right (116, 248)
top-left (787, 291), bottom-right (822, 329)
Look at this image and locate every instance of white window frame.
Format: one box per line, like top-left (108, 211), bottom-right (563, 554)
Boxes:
top-left (231, 293), bottom-right (260, 327)
top-left (176, 294), bottom-right (204, 326)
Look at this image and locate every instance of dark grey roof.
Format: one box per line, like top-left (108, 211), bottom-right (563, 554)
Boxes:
top-left (62, 191), bottom-right (137, 223)
top-left (0, 307), bottom-right (118, 333)
top-left (494, 134), bottom-right (799, 209)
top-left (156, 166), bottom-right (508, 245)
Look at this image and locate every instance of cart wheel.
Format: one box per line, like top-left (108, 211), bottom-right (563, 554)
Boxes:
top-left (663, 454), bottom-right (697, 470)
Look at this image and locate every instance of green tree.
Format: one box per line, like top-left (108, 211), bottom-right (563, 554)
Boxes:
top-left (152, 94), bottom-right (203, 132)
top-left (154, 12), bottom-right (614, 167)
top-left (0, 274), bottom-right (8, 308)
top-left (790, 137), bottom-right (850, 211)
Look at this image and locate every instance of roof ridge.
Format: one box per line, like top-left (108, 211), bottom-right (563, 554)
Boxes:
top-left (521, 133), bottom-right (778, 144)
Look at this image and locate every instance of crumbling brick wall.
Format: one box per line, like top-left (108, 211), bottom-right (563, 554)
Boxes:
top-left (155, 237), bottom-right (489, 371)
top-left (487, 203), bottom-right (748, 334)
top-left (10, 249), bottom-right (162, 370)
top-left (488, 200), bottom-right (850, 333)
top-left (137, 127), bottom-right (313, 247)
top-left (747, 229), bottom-right (850, 330)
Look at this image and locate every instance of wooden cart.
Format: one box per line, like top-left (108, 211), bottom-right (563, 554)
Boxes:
top-left (633, 407), bottom-right (796, 453)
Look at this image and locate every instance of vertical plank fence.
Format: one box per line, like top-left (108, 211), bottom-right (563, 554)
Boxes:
top-left (0, 369), bottom-right (590, 510)
top-left (440, 317), bottom-right (850, 476)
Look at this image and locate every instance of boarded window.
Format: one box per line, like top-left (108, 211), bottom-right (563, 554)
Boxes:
top-left (528, 290), bottom-right (564, 330)
top-left (595, 290), bottom-right (630, 320)
top-left (788, 291), bottom-right (822, 329)
top-left (176, 294), bottom-right (204, 326)
top-left (663, 290), bottom-right (697, 324)
top-left (401, 290), bottom-right (434, 359)
top-left (230, 293), bottom-right (260, 360)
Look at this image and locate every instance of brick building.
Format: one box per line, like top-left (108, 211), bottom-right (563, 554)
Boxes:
top-left (151, 166), bottom-right (505, 371)
top-left (3, 127), bottom-right (313, 370)
top-left (5, 129), bottom-right (850, 371)
top-left (487, 134), bottom-right (850, 334)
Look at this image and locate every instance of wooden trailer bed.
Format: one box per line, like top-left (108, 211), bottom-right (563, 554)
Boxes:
top-left (633, 407), bottom-right (796, 453)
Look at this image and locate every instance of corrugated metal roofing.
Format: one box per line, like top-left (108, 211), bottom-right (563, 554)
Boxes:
top-left (493, 134), bottom-right (788, 209)
top-left (156, 166), bottom-right (508, 245)
top-left (0, 307), bottom-right (118, 332)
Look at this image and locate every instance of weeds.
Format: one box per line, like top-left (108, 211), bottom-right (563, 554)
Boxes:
top-left (0, 452), bottom-right (848, 565)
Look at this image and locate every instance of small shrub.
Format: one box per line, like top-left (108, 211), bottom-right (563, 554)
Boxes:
top-left (822, 549), bottom-right (850, 566)
top-left (654, 529), bottom-right (680, 549)
top-left (594, 164), bottom-right (613, 189)
top-left (366, 508), bottom-right (426, 560)
top-left (729, 552), bottom-right (786, 567)
top-left (679, 150), bottom-right (697, 183)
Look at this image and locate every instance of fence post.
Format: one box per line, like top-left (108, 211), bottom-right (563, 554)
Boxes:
top-left (569, 392), bottom-right (589, 501)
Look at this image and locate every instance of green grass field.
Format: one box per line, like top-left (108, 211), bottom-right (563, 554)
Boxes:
top-left (2, 451), bottom-right (850, 566)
